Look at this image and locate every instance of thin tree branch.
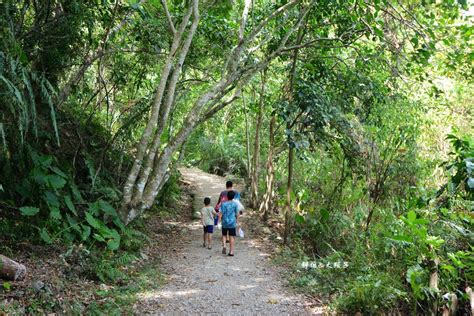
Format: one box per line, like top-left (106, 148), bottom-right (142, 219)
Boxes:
top-left (161, 0), bottom-right (176, 35)
top-left (199, 90), bottom-right (241, 123)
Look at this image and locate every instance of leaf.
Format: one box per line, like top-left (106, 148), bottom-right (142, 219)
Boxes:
top-left (85, 212), bottom-right (101, 229)
top-left (320, 209), bottom-right (330, 221)
top-left (81, 225), bottom-right (91, 241)
top-left (64, 195), bottom-right (77, 215)
top-left (373, 26), bottom-right (384, 38)
top-left (426, 235), bottom-right (444, 248)
top-left (66, 214), bottom-right (81, 234)
top-left (43, 191), bottom-right (60, 207)
top-left (391, 234), bottom-right (413, 243)
top-left (93, 233), bottom-right (105, 242)
top-left (406, 265), bottom-right (423, 298)
top-left (448, 253), bottom-right (463, 267)
top-left (88, 202), bottom-right (101, 216)
top-left (294, 213), bottom-right (305, 224)
top-left (412, 218), bottom-right (429, 225)
top-left (40, 228), bottom-right (52, 244)
top-left (31, 167), bottom-right (48, 185)
top-left (36, 154), bottom-right (53, 168)
top-left (113, 217), bottom-right (126, 232)
top-left (39, 156), bottom-right (53, 168)
top-left (49, 166), bottom-right (67, 178)
top-left (107, 229), bottom-right (121, 251)
top-left (407, 210), bottom-right (417, 223)
top-left (49, 207), bottom-right (61, 220)
top-left (3, 281), bottom-right (11, 291)
top-left (19, 206), bottom-right (40, 216)
top-left (440, 264), bottom-right (456, 274)
top-left (99, 200), bottom-right (117, 217)
top-left (46, 175), bottom-right (66, 190)
top-left (70, 181), bottom-right (84, 203)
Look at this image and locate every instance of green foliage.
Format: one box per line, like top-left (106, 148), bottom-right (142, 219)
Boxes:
top-left (1, 148), bottom-right (125, 250)
top-left (92, 252), bottom-right (137, 284)
top-left (156, 170), bottom-right (182, 207)
top-left (0, 52), bottom-right (58, 147)
top-left (285, 134), bottom-right (473, 313)
top-left (19, 206), bottom-right (40, 216)
top-left (443, 134), bottom-right (474, 200)
top-left (0, 0), bottom-right (472, 314)
top-left (186, 128), bottom-right (247, 177)
top-left (336, 273), bottom-right (407, 313)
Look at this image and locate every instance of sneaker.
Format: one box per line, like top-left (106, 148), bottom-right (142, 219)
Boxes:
top-left (202, 243), bottom-right (206, 248)
top-left (222, 247), bottom-right (226, 254)
top-left (208, 246), bottom-right (212, 250)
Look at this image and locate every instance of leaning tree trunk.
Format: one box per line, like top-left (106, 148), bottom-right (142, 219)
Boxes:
top-left (132, 2), bottom-right (200, 205)
top-left (121, 3), bottom-right (194, 214)
top-left (120, 0), bottom-right (309, 225)
top-left (122, 77), bottom-right (229, 223)
top-left (0, 255), bottom-right (26, 281)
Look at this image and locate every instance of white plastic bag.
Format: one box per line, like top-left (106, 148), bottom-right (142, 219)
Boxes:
top-left (238, 227), bottom-right (244, 238)
top-left (235, 200), bottom-right (245, 212)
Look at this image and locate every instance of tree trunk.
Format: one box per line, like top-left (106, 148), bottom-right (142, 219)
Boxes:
top-left (120, 0), bottom-right (308, 225)
top-left (429, 258), bottom-right (439, 314)
top-left (132, 2), bottom-right (200, 204)
top-left (283, 22), bottom-right (304, 245)
top-left (177, 140), bottom-right (187, 164)
top-left (243, 92), bottom-right (252, 180)
top-left (0, 255), bottom-right (26, 281)
top-left (260, 113), bottom-right (276, 221)
top-left (250, 70), bottom-right (266, 208)
top-left (120, 3), bottom-right (194, 215)
top-left (466, 287), bottom-right (474, 316)
top-left (283, 145), bottom-right (294, 245)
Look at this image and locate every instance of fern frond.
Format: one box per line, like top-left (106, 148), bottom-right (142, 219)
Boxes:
top-left (0, 75), bottom-right (22, 114)
top-left (0, 52), bottom-right (5, 73)
top-left (22, 69), bottom-right (37, 138)
top-left (0, 123), bottom-right (6, 151)
top-left (40, 77), bottom-right (60, 146)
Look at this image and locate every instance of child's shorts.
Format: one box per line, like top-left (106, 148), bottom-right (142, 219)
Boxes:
top-left (203, 225), bottom-right (214, 233)
top-left (222, 227), bottom-right (236, 236)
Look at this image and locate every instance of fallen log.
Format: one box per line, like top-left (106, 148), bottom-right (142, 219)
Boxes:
top-left (0, 254), bottom-right (26, 281)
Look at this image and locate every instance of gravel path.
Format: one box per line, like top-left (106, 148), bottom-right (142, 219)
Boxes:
top-left (135, 167), bottom-right (317, 315)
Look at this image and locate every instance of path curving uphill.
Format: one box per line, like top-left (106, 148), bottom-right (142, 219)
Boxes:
top-left (135, 167), bottom-right (317, 315)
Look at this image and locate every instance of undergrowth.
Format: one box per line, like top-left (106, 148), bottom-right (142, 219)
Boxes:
top-left (273, 135), bottom-right (474, 314)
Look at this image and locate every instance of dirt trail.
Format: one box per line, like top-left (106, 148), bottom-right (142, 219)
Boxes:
top-left (135, 167), bottom-right (317, 315)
